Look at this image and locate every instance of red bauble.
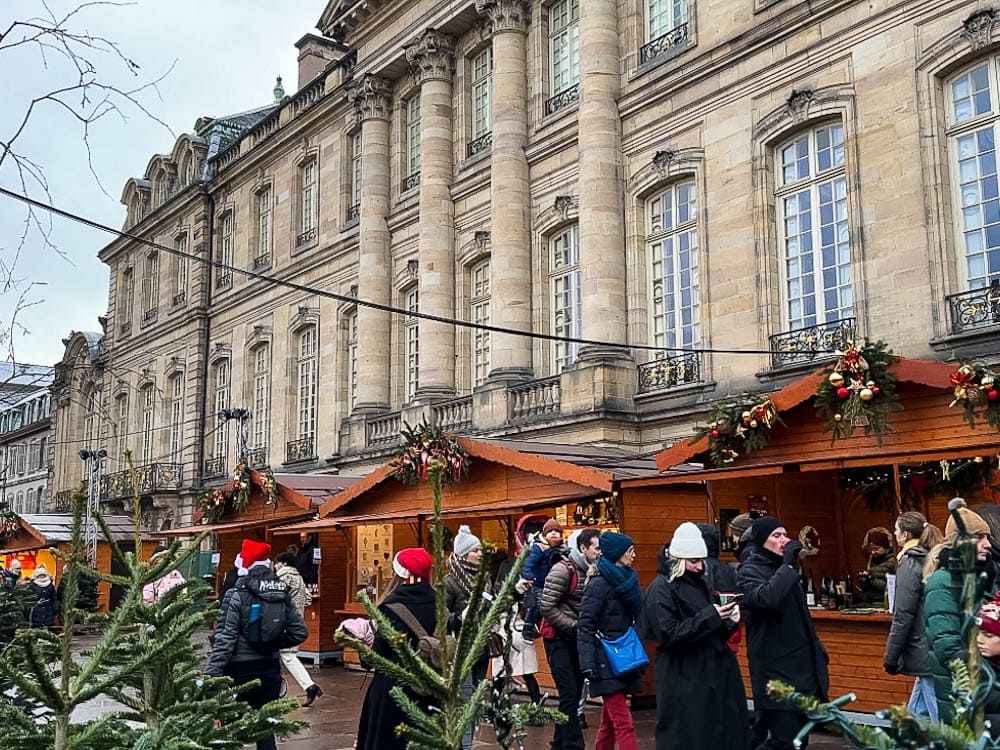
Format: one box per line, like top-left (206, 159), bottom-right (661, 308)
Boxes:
top-left (710, 429), bottom-right (721, 438)
top-left (989, 390), bottom-right (999, 402)
top-left (872, 386), bottom-right (880, 395)
top-left (836, 387), bottom-right (850, 400)
top-left (757, 408), bottom-right (767, 419)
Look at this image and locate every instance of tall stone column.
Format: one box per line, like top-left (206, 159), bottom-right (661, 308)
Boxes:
top-left (578, 0), bottom-right (629, 360)
top-left (348, 74), bottom-right (392, 413)
top-left (405, 29), bottom-right (456, 400)
top-left (477, 0), bottom-right (533, 382)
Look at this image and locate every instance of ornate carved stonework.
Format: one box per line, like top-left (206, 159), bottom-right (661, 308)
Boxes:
top-left (475, 0), bottom-right (530, 35)
top-left (554, 195), bottom-right (579, 219)
top-left (404, 29), bottom-right (455, 83)
top-left (407, 259), bottom-right (420, 279)
top-left (785, 89), bottom-right (815, 124)
top-left (962, 9), bottom-right (997, 52)
top-left (652, 149), bottom-right (678, 176)
top-left (347, 73), bottom-right (391, 122)
top-left (474, 230), bottom-right (491, 250)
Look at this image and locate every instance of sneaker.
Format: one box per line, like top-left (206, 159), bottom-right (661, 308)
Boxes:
top-left (303, 683), bottom-right (324, 707)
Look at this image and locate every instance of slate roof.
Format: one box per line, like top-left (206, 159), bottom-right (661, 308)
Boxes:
top-left (19, 514), bottom-right (142, 543)
top-left (272, 473), bottom-right (363, 507)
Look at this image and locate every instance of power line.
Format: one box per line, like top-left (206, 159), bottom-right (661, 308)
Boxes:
top-left (0, 186), bottom-right (839, 359)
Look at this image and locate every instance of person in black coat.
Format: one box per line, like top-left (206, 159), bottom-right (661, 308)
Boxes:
top-left (578, 531), bottom-right (644, 750)
top-left (26, 564), bottom-right (59, 628)
top-left (737, 517), bottom-right (829, 750)
top-left (644, 523), bottom-right (749, 750)
top-left (698, 523), bottom-right (738, 593)
top-left (356, 548), bottom-right (437, 750)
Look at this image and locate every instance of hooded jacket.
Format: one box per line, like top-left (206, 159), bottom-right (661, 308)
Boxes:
top-left (539, 546), bottom-right (589, 637)
top-left (26, 567), bottom-right (59, 627)
top-left (883, 544), bottom-right (932, 677)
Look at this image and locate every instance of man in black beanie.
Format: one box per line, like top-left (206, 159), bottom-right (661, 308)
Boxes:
top-left (737, 518), bottom-right (829, 750)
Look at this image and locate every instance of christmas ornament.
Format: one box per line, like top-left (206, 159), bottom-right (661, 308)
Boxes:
top-left (828, 372), bottom-right (845, 387)
top-left (834, 414), bottom-right (843, 422)
top-left (815, 340), bottom-right (901, 445)
top-left (949, 362), bottom-right (1000, 432)
top-left (391, 419), bottom-right (471, 485)
top-left (837, 387), bottom-right (849, 400)
top-left (859, 388), bottom-right (874, 402)
top-left (692, 394), bottom-right (783, 467)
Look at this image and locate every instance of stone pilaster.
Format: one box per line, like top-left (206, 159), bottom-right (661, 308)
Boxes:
top-left (348, 73), bottom-right (392, 414)
top-left (577, 0), bottom-right (629, 361)
top-left (405, 29), bottom-right (457, 401)
top-left (477, 0), bottom-right (533, 382)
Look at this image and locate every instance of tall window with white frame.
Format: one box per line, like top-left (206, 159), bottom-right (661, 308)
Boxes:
top-left (115, 394), bottom-right (129, 469)
top-left (174, 234), bottom-right (188, 305)
top-left (251, 344), bottom-right (271, 454)
top-left (83, 388), bottom-right (97, 479)
top-left (948, 62), bottom-right (1000, 299)
top-left (405, 96), bottom-right (421, 184)
top-left (169, 375), bottom-right (183, 462)
top-left (141, 251), bottom-right (159, 321)
top-left (300, 160), bottom-right (318, 242)
top-left (346, 312), bottom-right (358, 412)
top-left (648, 0), bottom-right (687, 40)
top-left (120, 266), bottom-right (134, 332)
top-left (471, 48), bottom-right (493, 148)
top-left (140, 386), bottom-right (155, 464)
top-left (257, 187), bottom-right (272, 266)
top-left (218, 213), bottom-right (234, 288)
top-left (550, 225), bottom-right (582, 372)
top-left (470, 259), bottom-right (491, 388)
top-left (350, 133), bottom-right (362, 217)
top-left (648, 181), bottom-right (700, 359)
top-left (549, 0), bottom-right (580, 101)
top-left (213, 360), bottom-right (230, 466)
top-left (403, 288), bottom-right (420, 401)
top-left (775, 122), bottom-right (853, 333)
top-left (295, 327), bottom-right (318, 455)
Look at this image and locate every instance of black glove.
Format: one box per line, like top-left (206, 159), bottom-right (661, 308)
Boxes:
top-left (883, 661), bottom-right (901, 675)
top-left (782, 541), bottom-right (804, 565)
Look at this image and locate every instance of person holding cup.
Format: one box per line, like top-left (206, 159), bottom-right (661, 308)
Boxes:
top-left (642, 522), bottom-right (749, 750)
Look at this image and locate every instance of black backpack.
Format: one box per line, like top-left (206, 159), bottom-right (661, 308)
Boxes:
top-left (234, 573), bottom-right (291, 653)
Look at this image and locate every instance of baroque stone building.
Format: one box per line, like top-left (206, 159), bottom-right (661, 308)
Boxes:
top-left (0, 364), bottom-right (53, 515)
top-left (49, 0), bottom-right (1000, 527)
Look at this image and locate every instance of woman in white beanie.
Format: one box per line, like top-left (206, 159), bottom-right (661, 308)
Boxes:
top-left (642, 521), bottom-right (750, 750)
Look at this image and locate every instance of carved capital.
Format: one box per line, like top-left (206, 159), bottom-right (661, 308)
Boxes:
top-left (405, 29), bottom-right (455, 84)
top-left (475, 0), bottom-right (530, 35)
top-left (347, 73), bottom-right (391, 122)
top-left (962, 9), bottom-right (997, 52)
top-left (785, 89), bottom-right (815, 125)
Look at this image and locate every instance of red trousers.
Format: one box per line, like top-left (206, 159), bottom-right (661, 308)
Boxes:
top-left (594, 691), bottom-right (638, 750)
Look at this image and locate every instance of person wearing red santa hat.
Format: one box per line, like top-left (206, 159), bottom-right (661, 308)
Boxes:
top-left (355, 547), bottom-right (436, 750)
top-left (206, 539), bottom-right (308, 750)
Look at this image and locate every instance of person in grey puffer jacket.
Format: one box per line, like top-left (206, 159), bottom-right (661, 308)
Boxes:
top-left (275, 552), bottom-right (322, 706)
top-left (883, 512), bottom-right (944, 722)
top-left (206, 540), bottom-right (307, 750)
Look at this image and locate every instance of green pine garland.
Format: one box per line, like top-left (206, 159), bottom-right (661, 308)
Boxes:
top-left (691, 393), bottom-right (782, 467)
top-left (948, 363), bottom-right (1000, 432)
top-left (814, 340), bottom-right (901, 446)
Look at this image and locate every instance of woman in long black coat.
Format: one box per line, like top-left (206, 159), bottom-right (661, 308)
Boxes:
top-left (643, 523), bottom-right (749, 750)
top-left (356, 548), bottom-right (436, 750)
top-left (26, 565), bottom-right (59, 628)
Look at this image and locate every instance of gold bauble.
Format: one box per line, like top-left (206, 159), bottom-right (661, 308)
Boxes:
top-left (865, 380), bottom-right (875, 388)
top-left (828, 372), bottom-right (845, 387)
top-left (741, 411), bottom-right (752, 421)
top-left (749, 419), bottom-right (759, 428)
top-left (984, 376), bottom-right (995, 389)
top-left (859, 387), bottom-right (874, 402)
top-left (834, 414), bottom-right (843, 422)
top-left (960, 365), bottom-right (976, 378)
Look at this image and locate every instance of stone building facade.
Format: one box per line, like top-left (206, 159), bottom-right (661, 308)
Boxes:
top-left (0, 366), bottom-right (54, 515)
top-left (49, 0), bottom-right (1000, 526)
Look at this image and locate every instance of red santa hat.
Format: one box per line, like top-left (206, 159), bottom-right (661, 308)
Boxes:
top-left (235, 539), bottom-right (271, 574)
top-left (393, 548), bottom-right (432, 581)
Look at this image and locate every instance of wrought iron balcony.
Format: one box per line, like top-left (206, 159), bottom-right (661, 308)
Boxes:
top-left (466, 132), bottom-right (492, 159)
top-left (544, 84), bottom-right (580, 116)
top-left (247, 446), bottom-right (268, 469)
top-left (401, 172), bottom-right (420, 192)
top-left (640, 23), bottom-right (689, 65)
top-left (215, 272), bottom-right (232, 290)
top-left (637, 352), bottom-right (703, 394)
top-left (286, 437), bottom-right (315, 463)
top-left (101, 462), bottom-right (183, 501)
top-left (346, 203), bottom-right (360, 223)
top-left (947, 281), bottom-right (1000, 335)
top-left (142, 307), bottom-right (158, 323)
top-left (296, 226), bottom-right (318, 247)
top-left (172, 292), bottom-right (186, 306)
top-left (769, 317), bottom-right (856, 369)
top-left (203, 456), bottom-right (226, 479)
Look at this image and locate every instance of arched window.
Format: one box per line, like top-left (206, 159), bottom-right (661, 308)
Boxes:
top-left (295, 327), bottom-right (318, 443)
top-left (470, 259), bottom-right (491, 388)
top-left (213, 360), bottom-right (231, 462)
top-left (251, 344), bottom-right (271, 451)
top-left (647, 180), bottom-right (700, 353)
top-left (774, 122), bottom-right (852, 331)
top-left (549, 224), bottom-right (581, 372)
top-left (180, 153), bottom-right (194, 187)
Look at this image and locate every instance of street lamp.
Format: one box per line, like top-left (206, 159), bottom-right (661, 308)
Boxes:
top-left (78, 449), bottom-right (107, 564)
top-left (218, 408), bottom-right (251, 465)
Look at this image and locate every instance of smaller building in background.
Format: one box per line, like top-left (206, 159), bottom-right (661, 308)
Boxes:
top-left (0, 364), bottom-right (54, 514)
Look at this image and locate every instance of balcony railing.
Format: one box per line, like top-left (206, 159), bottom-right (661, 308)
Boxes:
top-left (367, 411), bottom-right (402, 447)
top-left (296, 226), bottom-right (318, 247)
top-left (637, 352), bottom-right (703, 394)
top-left (285, 436), bottom-right (316, 463)
top-left (947, 281), bottom-right (1000, 335)
top-left (508, 376), bottom-right (561, 424)
top-left (101, 462), bottom-right (183, 501)
top-left (640, 23), bottom-right (689, 65)
top-left (172, 292), bottom-right (186, 306)
top-left (769, 317), bottom-right (856, 369)
top-left (432, 396), bottom-right (473, 433)
top-left (466, 132), bottom-right (492, 159)
top-left (290, 76), bottom-right (326, 117)
top-left (247, 446), bottom-right (268, 469)
top-left (203, 456), bottom-right (226, 479)
top-left (253, 253), bottom-right (271, 270)
top-left (216, 272), bottom-right (232, 290)
top-left (346, 203), bottom-right (360, 223)
top-left (142, 307), bottom-right (158, 323)
top-left (544, 84), bottom-right (580, 116)
top-left (401, 172), bottom-right (421, 192)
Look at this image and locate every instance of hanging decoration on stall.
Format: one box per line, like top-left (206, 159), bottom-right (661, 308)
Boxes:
top-left (230, 460), bottom-right (251, 513)
top-left (814, 340), bottom-right (900, 445)
top-left (839, 458), bottom-right (996, 512)
top-left (391, 418), bottom-right (471, 485)
top-left (0, 501), bottom-right (19, 541)
top-left (197, 488), bottom-right (228, 524)
top-left (260, 467), bottom-right (280, 510)
top-left (195, 460), bottom-right (257, 524)
top-left (839, 464), bottom-right (901, 513)
top-left (948, 362), bottom-right (1000, 431)
top-left (692, 393), bottom-right (782, 467)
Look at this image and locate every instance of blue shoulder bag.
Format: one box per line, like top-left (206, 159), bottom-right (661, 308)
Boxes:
top-left (598, 626), bottom-right (649, 677)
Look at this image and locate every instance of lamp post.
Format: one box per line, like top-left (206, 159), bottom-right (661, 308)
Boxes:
top-left (218, 408), bottom-right (251, 466)
top-left (78, 449), bottom-right (107, 564)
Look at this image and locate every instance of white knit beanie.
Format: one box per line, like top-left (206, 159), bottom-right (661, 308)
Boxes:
top-left (453, 525), bottom-right (481, 558)
top-left (669, 522), bottom-right (708, 560)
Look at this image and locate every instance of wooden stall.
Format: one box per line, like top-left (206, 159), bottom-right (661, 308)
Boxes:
top-left (0, 513), bottom-right (155, 611)
top-left (619, 357), bottom-right (1000, 714)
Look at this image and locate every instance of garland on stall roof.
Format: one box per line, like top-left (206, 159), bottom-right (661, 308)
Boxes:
top-left (0, 502), bottom-right (18, 540)
top-left (691, 393), bottom-right (782, 467)
top-left (814, 340), bottom-right (901, 446)
top-left (260, 467), bottom-right (280, 509)
top-left (390, 418), bottom-right (471, 486)
top-left (197, 488), bottom-right (227, 524)
top-left (948, 362), bottom-right (1000, 431)
top-left (231, 460), bottom-right (251, 513)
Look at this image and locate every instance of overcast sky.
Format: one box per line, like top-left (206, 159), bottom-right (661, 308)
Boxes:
top-left (0, 1), bottom-right (324, 367)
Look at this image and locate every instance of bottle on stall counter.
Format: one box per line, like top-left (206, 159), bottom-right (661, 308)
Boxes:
top-left (805, 574), bottom-right (816, 607)
top-left (827, 577), bottom-right (840, 610)
top-left (819, 575), bottom-right (830, 609)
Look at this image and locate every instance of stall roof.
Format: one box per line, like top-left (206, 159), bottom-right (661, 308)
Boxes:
top-left (272, 473), bottom-right (363, 506)
top-left (1, 514), bottom-right (144, 553)
top-left (653, 357), bottom-right (958, 473)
